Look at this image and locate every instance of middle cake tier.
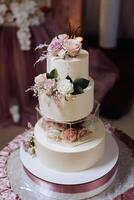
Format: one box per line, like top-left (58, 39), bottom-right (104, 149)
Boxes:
top-left (39, 77), bottom-right (94, 122)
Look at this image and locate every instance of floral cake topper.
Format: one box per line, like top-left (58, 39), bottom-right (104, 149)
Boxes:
top-left (35, 33), bottom-right (83, 64)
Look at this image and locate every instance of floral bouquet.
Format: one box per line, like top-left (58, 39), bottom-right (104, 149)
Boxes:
top-left (0, 0), bottom-right (45, 50)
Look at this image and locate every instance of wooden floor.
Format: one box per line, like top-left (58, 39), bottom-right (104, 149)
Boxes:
top-left (106, 99), bottom-right (134, 140)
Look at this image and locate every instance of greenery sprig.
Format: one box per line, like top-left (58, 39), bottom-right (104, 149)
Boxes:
top-left (46, 69), bottom-right (89, 95)
top-left (46, 69), bottom-right (58, 79)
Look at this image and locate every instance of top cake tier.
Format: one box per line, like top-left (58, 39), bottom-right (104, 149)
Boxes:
top-left (47, 49), bottom-right (89, 81)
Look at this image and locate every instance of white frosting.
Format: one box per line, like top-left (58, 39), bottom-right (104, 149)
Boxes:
top-left (39, 77), bottom-right (94, 122)
top-left (47, 49), bottom-right (89, 80)
top-left (34, 118), bottom-right (106, 172)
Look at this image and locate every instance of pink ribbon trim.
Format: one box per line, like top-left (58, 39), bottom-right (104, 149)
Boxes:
top-left (23, 162), bottom-right (118, 194)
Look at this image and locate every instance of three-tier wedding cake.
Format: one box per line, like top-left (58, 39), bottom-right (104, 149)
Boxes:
top-left (20, 33), bottom-right (119, 199)
top-left (34, 34), bottom-right (105, 172)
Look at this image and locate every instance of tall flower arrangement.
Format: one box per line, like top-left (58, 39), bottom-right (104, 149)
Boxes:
top-left (0, 0), bottom-right (45, 50)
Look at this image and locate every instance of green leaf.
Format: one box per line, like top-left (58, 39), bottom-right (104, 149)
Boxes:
top-left (73, 85), bottom-right (84, 95)
top-left (74, 78), bottom-right (89, 89)
top-left (66, 75), bottom-right (73, 83)
top-left (46, 73), bottom-right (50, 79)
top-left (47, 69), bottom-right (58, 79)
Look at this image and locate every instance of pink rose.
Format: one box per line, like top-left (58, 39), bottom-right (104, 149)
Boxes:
top-left (34, 73), bottom-right (46, 88)
top-left (63, 128), bottom-right (78, 142)
top-left (48, 34), bottom-right (69, 57)
top-left (77, 128), bottom-right (88, 140)
top-left (44, 79), bottom-right (56, 96)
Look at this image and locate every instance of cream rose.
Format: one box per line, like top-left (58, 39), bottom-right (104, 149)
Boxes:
top-left (47, 129), bottom-right (61, 139)
top-left (63, 38), bottom-right (82, 57)
top-left (57, 79), bottom-right (74, 96)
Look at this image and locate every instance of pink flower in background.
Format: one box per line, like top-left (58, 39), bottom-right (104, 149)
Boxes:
top-left (48, 34), bottom-right (68, 57)
top-left (44, 78), bottom-right (56, 96)
top-left (63, 128), bottom-right (78, 142)
top-left (34, 73), bottom-right (46, 88)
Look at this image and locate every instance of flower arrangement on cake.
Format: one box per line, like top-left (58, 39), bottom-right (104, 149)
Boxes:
top-left (23, 115), bottom-right (95, 153)
top-left (27, 33), bottom-right (90, 104)
top-left (35, 33), bottom-right (83, 63)
top-left (29, 68), bottom-right (90, 103)
top-left (41, 117), bottom-right (95, 144)
top-left (0, 0), bottom-right (45, 50)
top-left (22, 122), bottom-right (36, 155)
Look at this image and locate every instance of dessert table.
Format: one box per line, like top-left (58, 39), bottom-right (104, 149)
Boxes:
top-left (0, 123), bottom-right (134, 200)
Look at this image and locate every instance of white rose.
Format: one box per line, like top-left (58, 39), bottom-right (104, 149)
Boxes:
top-left (47, 129), bottom-right (61, 139)
top-left (57, 79), bottom-right (74, 96)
top-left (17, 28), bottom-right (31, 50)
top-left (34, 73), bottom-right (46, 87)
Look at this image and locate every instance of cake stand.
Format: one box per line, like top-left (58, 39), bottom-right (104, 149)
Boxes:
top-left (20, 133), bottom-right (119, 200)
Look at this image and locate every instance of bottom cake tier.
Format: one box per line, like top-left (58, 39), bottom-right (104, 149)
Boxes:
top-left (34, 117), bottom-right (106, 172)
top-left (20, 133), bottom-right (119, 199)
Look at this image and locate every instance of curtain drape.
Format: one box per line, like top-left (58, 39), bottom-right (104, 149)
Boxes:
top-left (82, 0), bottom-right (134, 39)
top-left (0, 16), bottom-right (64, 126)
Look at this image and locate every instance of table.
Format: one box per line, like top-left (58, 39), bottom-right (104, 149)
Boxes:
top-left (0, 123), bottom-right (134, 200)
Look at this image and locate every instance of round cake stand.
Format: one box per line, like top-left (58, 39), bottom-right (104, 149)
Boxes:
top-left (20, 134), bottom-right (119, 200)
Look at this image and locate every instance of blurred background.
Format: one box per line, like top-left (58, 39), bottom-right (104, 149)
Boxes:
top-left (0, 0), bottom-right (134, 149)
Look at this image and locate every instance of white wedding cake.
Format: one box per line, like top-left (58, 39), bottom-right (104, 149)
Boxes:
top-left (20, 33), bottom-right (119, 199)
top-left (25, 34), bottom-right (105, 172)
